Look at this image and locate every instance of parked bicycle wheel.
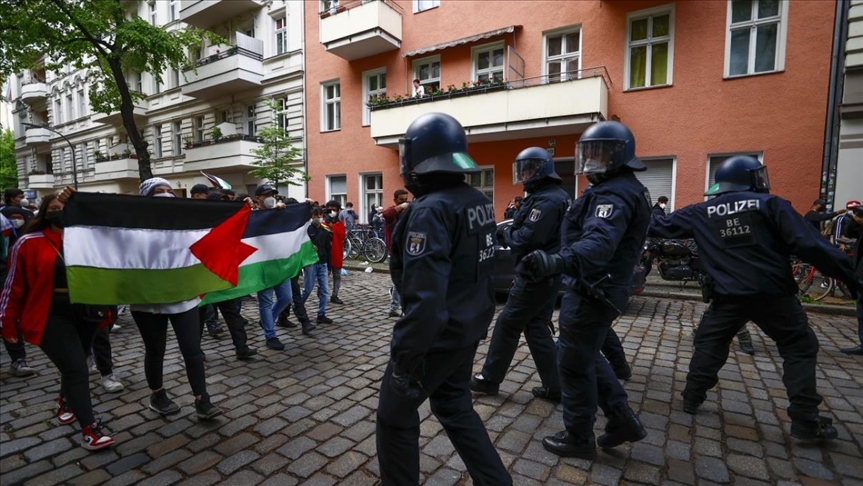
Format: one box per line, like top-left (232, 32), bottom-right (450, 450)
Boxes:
top-left (802, 274), bottom-right (834, 301)
top-left (791, 262), bottom-right (813, 293)
top-left (343, 237), bottom-right (352, 261)
top-left (364, 237), bottom-right (388, 263)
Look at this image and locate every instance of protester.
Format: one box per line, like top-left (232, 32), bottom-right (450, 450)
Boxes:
top-left (252, 184), bottom-right (291, 351)
top-left (0, 210), bottom-right (34, 377)
top-left (325, 200), bottom-right (346, 305)
top-left (382, 190), bottom-right (409, 317)
top-left (190, 184), bottom-right (210, 200)
top-left (339, 202), bottom-right (358, 232)
top-left (89, 326), bottom-right (124, 392)
top-left (303, 206), bottom-right (334, 324)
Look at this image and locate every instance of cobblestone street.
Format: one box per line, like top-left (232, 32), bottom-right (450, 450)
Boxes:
top-left (1, 271), bottom-right (862, 485)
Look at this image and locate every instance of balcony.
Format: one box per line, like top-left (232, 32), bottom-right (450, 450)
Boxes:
top-left (27, 173), bottom-right (55, 189)
top-left (25, 127), bottom-right (52, 147)
top-left (369, 68), bottom-right (610, 147)
top-left (180, 0), bottom-right (261, 29)
top-left (183, 135), bottom-right (261, 172)
top-left (182, 35), bottom-right (264, 99)
top-left (20, 82), bottom-right (48, 106)
top-left (91, 97), bottom-right (149, 126)
top-left (320, 0), bottom-right (403, 61)
top-left (93, 158), bottom-right (140, 181)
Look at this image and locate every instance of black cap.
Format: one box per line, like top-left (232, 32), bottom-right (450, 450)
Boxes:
top-left (190, 184), bottom-right (210, 195)
top-left (813, 199), bottom-right (827, 206)
top-left (255, 185), bottom-right (278, 196)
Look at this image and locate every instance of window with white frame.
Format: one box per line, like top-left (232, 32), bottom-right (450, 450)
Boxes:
top-left (133, 72), bottom-right (143, 94)
top-left (362, 174), bottom-right (383, 217)
top-left (706, 152), bottom-right (763, 192)
top-left (275, 98), bottom-right (288, 132)
top-left (169, 0), bottom-right (178, 22)
top-left (193, 116), bottom-right (204, 142)
top-left (148, 2), bottom-right (157, 25)
top-left (80, 143), bottom-right (88, 170)
top-left (544, 27), bottom-right (580, 83)
top-left (362, 69), bottom-right (386, 126)
top-left (412, 56), bottom-right (440, 92)
top-left (626, 6), bottom-right (674, 89)
top-left (54, 99), bottom-right (62, 124)
top-left (473, 43), bottom-right (504, 83)
top-left (413, 0), bottom-right (439, 13)
top-left (246, 104), bottom-right (256, 136)
top-left (466, 168), bottom-right (494, 202)
top-left (275, 17), bottom-right (288, 55)
top-left (154, 73), bottom-right (161, 94)
top-left (328, 175), bottom-right (347, 209)
top-left (154, 124), bottom-right (163, 158)
top-left (170, 68), bottom-right (180, 89)
top-left (77, 89), bottom-right (86, 118)
top-left (633, 158), bottom-right (675, 209)
top-left (173, 121), bottom-right (183, 155)
top-left (725, 0), bottom-right (787, 77)
top-left (66, 94), bottom-right (73, 121)
top-left (322, 81), bottom-right (341, 132)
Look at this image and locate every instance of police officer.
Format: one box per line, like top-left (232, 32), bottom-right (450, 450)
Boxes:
top-left (650, 155), bottom-right (863, 440)
top-left (375, 113), bottom-right (511, 485)
top-left (518, 121), bottom-right (649, 459)
top-left (470, 147), bottom-right (569, 400)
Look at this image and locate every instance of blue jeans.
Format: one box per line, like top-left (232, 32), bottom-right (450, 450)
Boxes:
top-left (257, 279), bottom-right (292, 339)
top-left (302, 263), bottom-right (330, 317)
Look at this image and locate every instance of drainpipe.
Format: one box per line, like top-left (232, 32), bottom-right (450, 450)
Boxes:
top-left (821, 0), bottom-right (849, 209)
top-left (301, 1), bottom-right (309, 199)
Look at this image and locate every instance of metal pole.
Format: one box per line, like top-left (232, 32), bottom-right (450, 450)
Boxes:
top-left (23, 123), bottom-right (78, 189)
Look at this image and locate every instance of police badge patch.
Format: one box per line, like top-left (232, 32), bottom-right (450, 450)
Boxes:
top-left (595, 204), bottom-right (614, 218)
top-left (406, 232), bottom-right (427, 256)
top-left (528, 208), bottom-right (542, 222)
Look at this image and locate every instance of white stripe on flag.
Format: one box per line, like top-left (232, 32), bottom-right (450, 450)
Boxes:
top-left (64, 226), bottom-right (209, 270)
top-left (240, 221), bottom-right (311, 266)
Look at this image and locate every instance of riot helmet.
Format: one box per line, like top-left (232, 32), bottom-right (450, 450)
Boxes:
top-left (512, 147), bottom-right (562, 187)
top-left (575, 121), bottom-right (645, 182)
top-left (705, 156), bottom-right (769, 196)
top-left (399, 113), bottom-right (479, 194)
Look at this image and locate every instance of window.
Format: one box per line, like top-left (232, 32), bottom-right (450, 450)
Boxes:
top-left (472, 43), bottom-right (504, 83)
top-left (193, 116), bottom-right (204, 142)
top-left (80, 143), bottom-right (88, 170)
top-left (275, 98), bottom-right (288, 132)
top-left (707, 152), bottom-right (763, 192)
top-left (169, 0), bottom-right (178, 22)
top-left (275, 17), bottom-right (288, 55)
top-left (413, 0), bottom-right (439, 13)
top-left (466, 168), bottom-right (494, 202)
top-left (170, 69), bottom-right (180, 89)
top-left (246, 104), bottom-right (256, 136)
top-left (133, 72), bottom-right (143, 94)
top-left (66, 94), bottom-right (73, 122)
top-left (154, 125), bottom-right (163, 158)
top-left (362, 174), bottom-right (383, 218)
top-left (54, 99), bottom-right (63, 124)
top-left (362, 69), bottom-right (386, 126)
top-left (412, 56), bottom-right (440, 92)
top-left (322, 81), bottom-right (341, 131)
top-left (173, 121), bottom-right (183, 155)
top-left (154, 73), bottom-right (161, 94)
top-left (544, 27), bottom-right (580, 83)
top-left (725, 0), bottom-right (787, 77)
top-left (328, 175), bottom-right (347, 209)
top-left (148, 2), bottom-right (157, 25)
top-left (633, 158), bottom-right (675, 210)
top-left (626, 6), bottom-right (674, 89)
top-left (77, 89), bottom-right (86, 118)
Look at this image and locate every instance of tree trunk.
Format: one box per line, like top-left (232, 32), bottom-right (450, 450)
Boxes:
top-left (106, 57), bottom-right (153, 181)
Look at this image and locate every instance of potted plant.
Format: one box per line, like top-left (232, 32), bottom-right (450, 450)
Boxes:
top-left (210, 126), bottom-right (223, 143)
top-left (93, 150), bottom-right (105, 162)
top-left (121, 148), bottom-right (132, 158)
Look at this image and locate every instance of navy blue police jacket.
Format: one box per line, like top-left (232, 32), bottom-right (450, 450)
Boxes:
top-left (503, 183), bottom-right (571, 265)
top-left (389, 182), bottom-right (497, 374)
top-left (558, 170), bottom-right (651, 312)
top-left (649, 191), bottom-right (859, 296)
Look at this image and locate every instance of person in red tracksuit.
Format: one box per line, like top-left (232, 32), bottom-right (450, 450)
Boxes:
top-left (325, 200), bottom-right (346, 305)
top-left (0, 194), bottom-right (115, 452)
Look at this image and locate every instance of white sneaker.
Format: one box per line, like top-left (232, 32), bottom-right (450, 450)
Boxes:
top-left (102, 373), bottom-right (124, 393)
top-left (118, 305), bottom-right (128, 316)
top-left (111, 324), bottom-right (121, 331)
top-left (87, 357), bottom-right (98, 375)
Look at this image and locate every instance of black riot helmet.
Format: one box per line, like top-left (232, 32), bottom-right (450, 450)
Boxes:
top-left (705, 155), bottom-right (770, 196)
top-left (575, 121), bottom-right (646, 181)
top-left (513, 147), bottom-right (562, 187)
top-left (399, 113), bottom-right (479, 193)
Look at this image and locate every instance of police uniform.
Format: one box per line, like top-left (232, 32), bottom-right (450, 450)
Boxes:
top-left (375, 113), bottom-right (511, 485)
top-left (650, 160), bottom-right (861, 439)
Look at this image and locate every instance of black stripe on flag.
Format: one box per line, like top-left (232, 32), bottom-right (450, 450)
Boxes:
top-left (63, 193), bottom-right (246, 230)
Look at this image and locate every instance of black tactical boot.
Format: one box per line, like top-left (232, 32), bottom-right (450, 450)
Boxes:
top-left (682, 391), bottom-right (704, 415)
top-left (469, 374), bottom-right (499, 396)
top-left (542, 431), bottom-right (597, 460)
top-left (790, 413), bottom-right (838, 440)
top-left (736, 328), bottom-right (755, 355)
top-left (597, 408), bottom-right (648, 449)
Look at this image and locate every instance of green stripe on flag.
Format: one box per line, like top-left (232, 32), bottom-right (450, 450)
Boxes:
top-left (200, 240), bottom-right (320, 305)
top-left (68, 264), bottom-right (233, 305)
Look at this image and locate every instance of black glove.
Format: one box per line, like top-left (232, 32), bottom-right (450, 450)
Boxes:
top-left (390, 366), bottom-right (422, 400)
top-left (495, 226), bottom-right (507, 248)
top-left (517, 250), bottom-right (567, 282)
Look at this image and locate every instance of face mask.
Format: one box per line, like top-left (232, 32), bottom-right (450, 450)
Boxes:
top-left (11, 219), bottom-right (24, 229)
top-left (659, 203), bottom-right (666, 209)
top-left (45, 211), bottom-right (64, 228)
top-left (19, 199), bottom-right (29, 208)
top-left (153, 192), bottom-right (175, 198)
top-left (312, 217), bottom-right (322, 225)
top-left (328, 211), bottom-right (337, 218)
top-left (263, 197), bottom-right (276, 209)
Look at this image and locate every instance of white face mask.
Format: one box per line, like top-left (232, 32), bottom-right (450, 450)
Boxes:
top-left (312, 217), bottom-right (322, 225)
top-left (659, 203), bottom-right (666, 209)
top-left (328, 210), bottom-right (337, 218)
top-left (19, 199), bottom-right (29, 207)
top-left (154, 192), bottom-right (175, 198)
top-left (11, 219), bottom-right (24, 229)
top-left (263, 197), bottom-right (276, 209)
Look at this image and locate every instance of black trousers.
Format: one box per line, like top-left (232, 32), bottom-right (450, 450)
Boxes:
top-left (40, 296), bottom-right (98, 427)
top-left (132, 307), bottom-right (207, 397)
top-left (3, 332), bottom-right (26, 361)
top-left (281, 276), bottom-right (312, 325)
top-left (376, 345), bottom-right (511, 486)
top-left (481, 275), bottom-right (560, 390)
top-left (91, 325), bottom-right (114, 376)
top-left (602, 328), bottom-right (629, 372)
top-left (199, 299), bottom-right (249, 352)
top-left (686, 294), bottom-right (821, 421)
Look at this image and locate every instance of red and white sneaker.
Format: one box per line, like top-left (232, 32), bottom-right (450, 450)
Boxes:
top-left (81, 419), bottom-right (114, 451)
top-left (56, 397), bottom-right (75, 425)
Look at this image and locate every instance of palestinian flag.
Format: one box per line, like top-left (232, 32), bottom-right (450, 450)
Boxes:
top-left (202, 171), bottom-right (232, 190)
top-left (200, 203), bottom-right (318, 305)
top-left (62, 193), bottom-right (255, 305)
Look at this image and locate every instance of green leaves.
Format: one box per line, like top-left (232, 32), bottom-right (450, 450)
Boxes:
top-left (248, 99), bottom-right (309, 190)
top-left (0, 130), bottom-right (19, 193)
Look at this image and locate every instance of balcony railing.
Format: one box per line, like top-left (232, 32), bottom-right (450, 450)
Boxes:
top-left (180, 0), bottom-right (262, 29)
top-left (20, 81), bottom-right (49, 106)
top-left (320, 0), bottom-right (403, 61)
top-left (183, 134), bottom-right (262, 172)
top-left (370, 67), bottom-right (610, 146)
top-left (182, 33), bottom-right (264, 99)
top-left (24, 127), bottom-right (52, 146)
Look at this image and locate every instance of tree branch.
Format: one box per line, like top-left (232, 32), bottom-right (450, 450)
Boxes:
top-left (47, 0), bottom-right (111, 58)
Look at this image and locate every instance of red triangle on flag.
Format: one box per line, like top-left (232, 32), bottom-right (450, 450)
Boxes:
top-left (190, 205), bottom-right (256, 286)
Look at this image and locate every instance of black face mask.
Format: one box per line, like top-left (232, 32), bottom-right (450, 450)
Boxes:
top-left (45, 211), bottom-right (64, 228)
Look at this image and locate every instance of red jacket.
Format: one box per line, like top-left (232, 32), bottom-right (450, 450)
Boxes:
top-left (326, 218), bottom-right (346, 269)
top-left (1, 229), bottom-right (62, 345)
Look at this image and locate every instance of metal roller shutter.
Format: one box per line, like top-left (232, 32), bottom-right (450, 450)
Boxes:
top-left (634, 158), bottom-right (674, 209)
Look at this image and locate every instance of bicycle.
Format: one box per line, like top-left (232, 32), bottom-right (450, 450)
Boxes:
top-left (791, 255), bottom-right (855, 302)
top-left (343, 225), bottom-right (388, 263)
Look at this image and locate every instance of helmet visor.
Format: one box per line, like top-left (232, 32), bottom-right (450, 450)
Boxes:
top-left (398, 138), bottom-right (412, 178)
top-left (751, 165), bottom-right (770, 192)
top-left (513, 159), bottom-right (544, 184)
top-left (576, 140), bottom-right (625, 175)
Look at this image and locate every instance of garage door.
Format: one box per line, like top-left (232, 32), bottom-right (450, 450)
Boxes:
top-left (634, 158), bottom-right (675, 209)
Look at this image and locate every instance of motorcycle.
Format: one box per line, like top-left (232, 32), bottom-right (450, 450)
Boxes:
top-left (641, 238), bottom-right (704, 282)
